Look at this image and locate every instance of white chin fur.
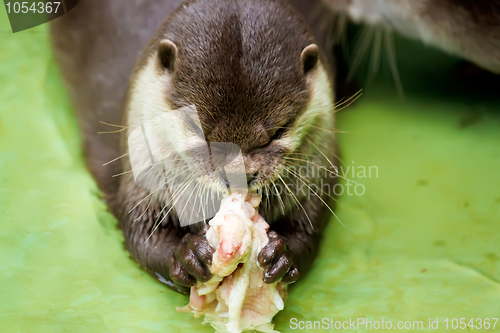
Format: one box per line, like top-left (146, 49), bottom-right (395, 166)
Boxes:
top-left (288, 62), bottom-right (335, 151)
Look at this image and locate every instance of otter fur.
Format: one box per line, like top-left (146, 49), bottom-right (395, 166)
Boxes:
top-left (51, 0), bottom-right (339, 294)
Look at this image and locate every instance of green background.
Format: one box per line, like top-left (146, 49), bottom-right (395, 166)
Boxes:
top-left (0, 8), bottom-right (499, 333)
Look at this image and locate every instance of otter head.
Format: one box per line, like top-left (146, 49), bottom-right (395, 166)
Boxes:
top-left (126, 0), bottom-right (335, 223)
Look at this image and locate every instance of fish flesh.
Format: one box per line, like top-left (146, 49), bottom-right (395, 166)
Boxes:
top-left (178, 191), bottom-right (287, 333)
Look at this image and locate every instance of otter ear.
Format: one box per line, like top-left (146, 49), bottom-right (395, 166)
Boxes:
top-left (157, 39), bottom-right (177, 72)
top-left (300, 44), bottom-right (319, 74)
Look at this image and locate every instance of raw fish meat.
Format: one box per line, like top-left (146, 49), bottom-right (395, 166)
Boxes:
top-left (178, 191), bottom-right (287, 333)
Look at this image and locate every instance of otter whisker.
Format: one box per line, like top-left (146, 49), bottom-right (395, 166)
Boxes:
top-left (128, 180), bottom-right (166, 214)
top-left (136, 162), bottom-right (186, 185)
top-left (286, 152), bottom-right (315, 158)
top-left (261, 184), bottom-right (267, 210)
top-left (313, 3), bottom-right (332, 42)
top-left (112, 169), bottom-right (135, 177)
top-left (260, 182), bottom-right (268, 211)
top-left (335, 14), bottom-right (348, 47)
top-left (128, 164), bottom-right (192, 214)
top-left (98, 120), bottom-right (128, 128)
top-left (367, 28), bottom-right (383, 85)
top-left (194, 183), bottom-right (202, 223)
top-left (277, 174), bottom-right (312, 228)
top-left (333, 89), bottom-right (362, 108)
top-left (202, 185), bottom-right (209, 223)
top-left (163, 165), bottom-right (194, 187)
top-left (384, 30), bottom-right (405, 98)
top-left (197, 184), bottom-right (204, 223)
top-left (347, 25), bottom-right (376, 83)
top-left (284, 157), bottom-right (358, 185)
top-left (312, 1), bottom-right (344, 50)
top-left (333, 90), bottom-right (363, 113)
top-left (265, 183), bottom-right (271, 210)
top-left (305, 125), bottom-right (334, 134)
top-left (133, 195), bottom-right (153, 223)
top-left (114, 159), bottom-right (188, 179)
top-left (113, 163), bottom-right (164, 179)
top-left (97, 128), bottom-right (128, 134)
top-left (334, 96), bottom-right (346, 106)
top-left (286, 167), bottom-right (346, 229)
top-left (188, 181), bottom-right (202, 224)
top-left (146, 177), bottom-right (195, 243)
top-left (204, 183), bottom-right (214, 223)
top-left (269, 125), bottom-right (347, 134)
top-left (309, 140), bottom-right (345, 168)
top-left (178, 179), bottom-right (202, 225)
top-left (127, 162), bottom-right (191, 214)
top-left (308, 125), bottom-right (349, 134)
top-left (102, 153), bottom-right (129, 166)
top-left (211, 186), bottom-right (216, 215)
top-left (271, 179), bottom-right (285, 215)
top-left (153, 174), bottom-right (194, 219)
top-left (286, 158), bottom-right (342, 183)
top-left (286, 166), bottom-right (342, 208)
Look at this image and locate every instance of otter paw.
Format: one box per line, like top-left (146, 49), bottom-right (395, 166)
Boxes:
top-left (258, 230), bottom-right (300, 284)
top-left (169, 232), bottom-right (215, 288)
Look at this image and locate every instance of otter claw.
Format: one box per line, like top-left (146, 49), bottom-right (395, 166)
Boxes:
top-left (169, 233), bottom-right (215, 287)
top-left (258, 231), bottom-right (299, 284)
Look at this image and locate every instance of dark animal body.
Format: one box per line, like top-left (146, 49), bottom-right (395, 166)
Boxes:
top-left (51, 0), bottom-right (339, 293)
top-left (320, 0), bottom-right (500, 74)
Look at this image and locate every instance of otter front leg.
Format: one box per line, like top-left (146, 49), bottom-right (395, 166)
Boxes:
top-left (169, 226), bottom-right (214, 288)
top-left (119, 186), bottom-right (214, 294)
top-left (259, 194), bottom-right (329, 284)
top-left (120, 198), bottom-right (182, 292)
top-left (258, 230), bottom-right (300, 283)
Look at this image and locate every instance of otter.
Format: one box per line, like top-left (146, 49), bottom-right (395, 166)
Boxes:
top-left (317, 0), bottom-right (500, 74)
top-left (51, 0), bottom-right (339, 294)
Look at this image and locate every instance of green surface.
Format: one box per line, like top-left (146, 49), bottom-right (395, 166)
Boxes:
top-left (1, 9), bottom-right (499, 333)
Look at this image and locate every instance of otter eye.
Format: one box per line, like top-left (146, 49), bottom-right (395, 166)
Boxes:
top-left (270, 120), bottom-right (294, 142)
top-left (271, 127), bottom-right (287, 141)
top-left (256, 121), bottom-right (294, 150)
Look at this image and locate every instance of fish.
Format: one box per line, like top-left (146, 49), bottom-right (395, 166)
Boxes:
top-left (178, 191), bottom-right (287, 333)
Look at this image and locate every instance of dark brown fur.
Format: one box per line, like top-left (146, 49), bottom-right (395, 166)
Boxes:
top-left (446, 0), bottom-right (500, 26)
